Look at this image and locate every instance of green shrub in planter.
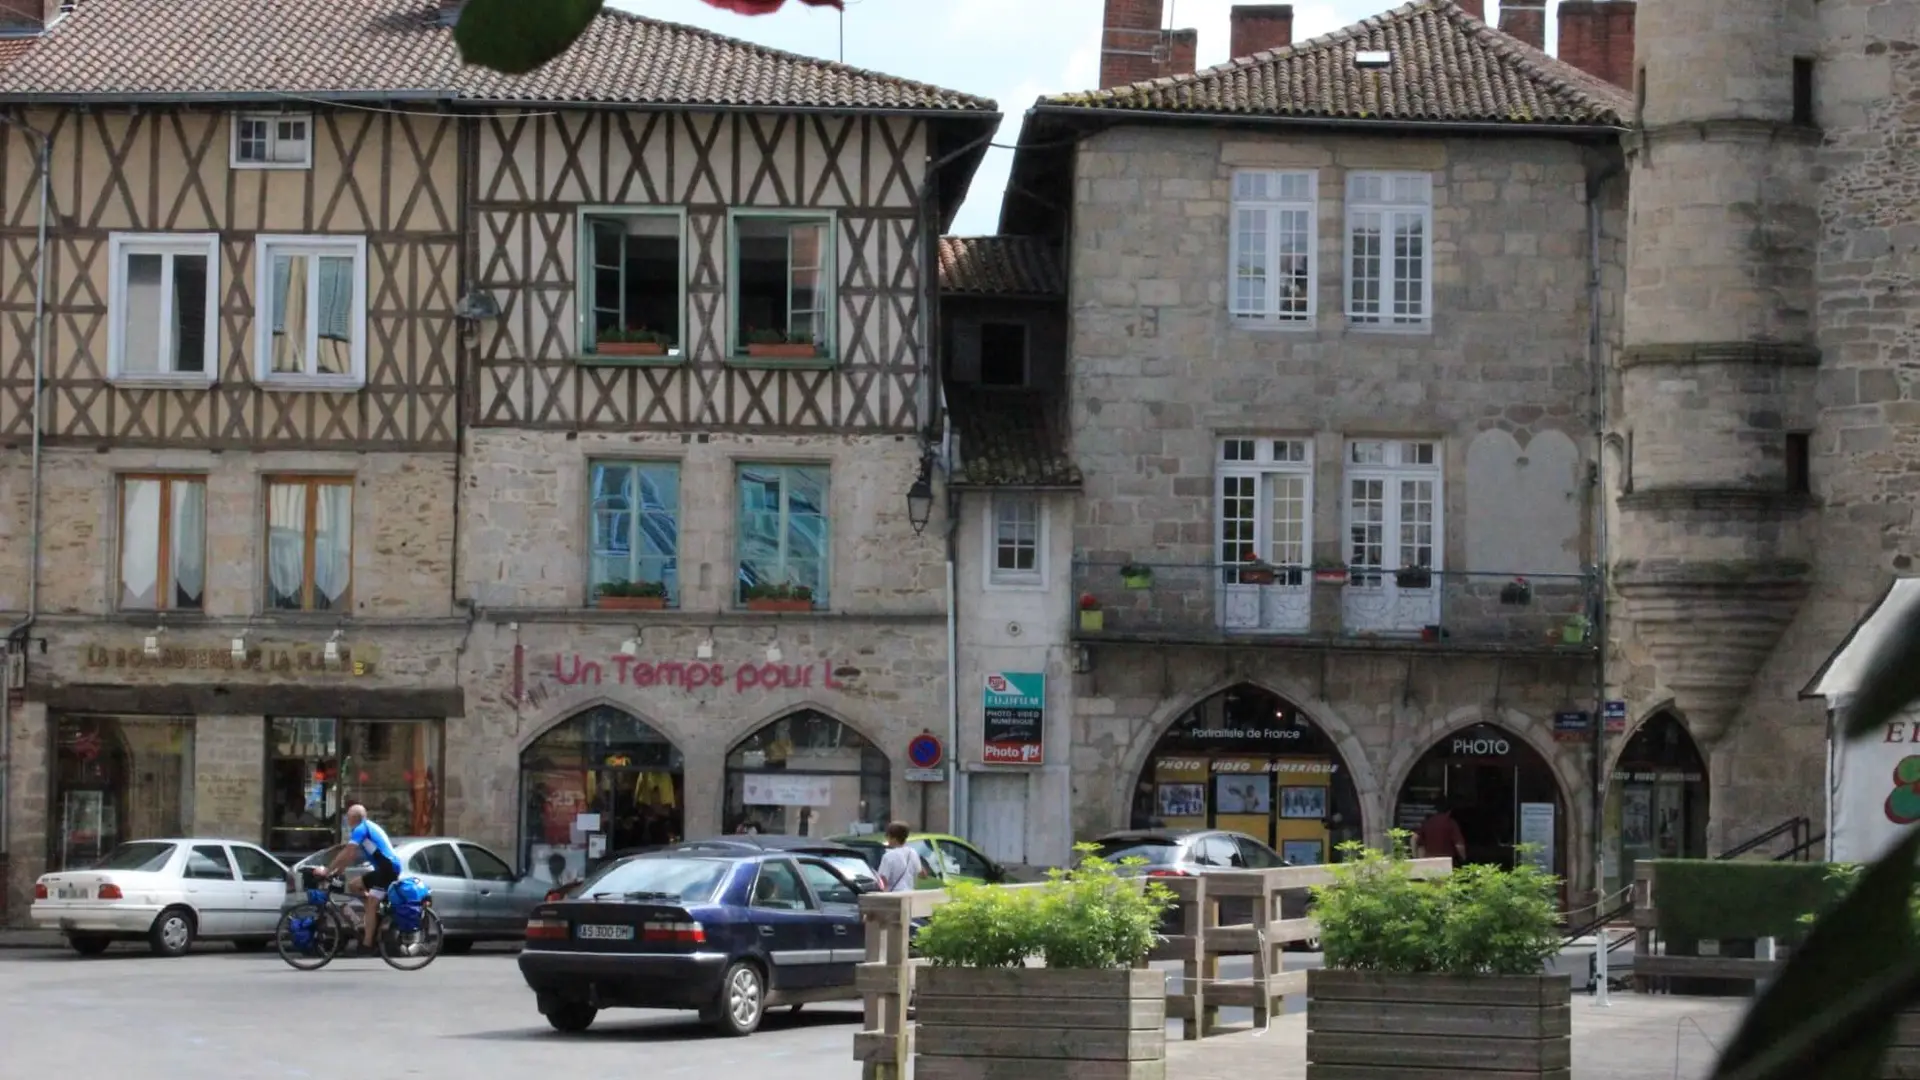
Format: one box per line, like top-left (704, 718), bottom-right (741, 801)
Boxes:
top-left (1653, 859), bottom-right (1851, 944)
top-left (911, 847), bottom-right (1174, 1078)
top-left (1306, 835), bottom-right (1568, 1080)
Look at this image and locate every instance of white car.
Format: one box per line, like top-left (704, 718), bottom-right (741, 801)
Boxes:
top-left (32, 839), bottom-right (293, 957)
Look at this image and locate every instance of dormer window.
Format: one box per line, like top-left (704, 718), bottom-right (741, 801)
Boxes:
top-left (232, 114), bottom-right (312, 169)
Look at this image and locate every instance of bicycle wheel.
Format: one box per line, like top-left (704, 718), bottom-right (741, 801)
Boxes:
top-left (275, 903), bottom-right (345, 971)
top-left (378, 907), bottom-right (443, 972)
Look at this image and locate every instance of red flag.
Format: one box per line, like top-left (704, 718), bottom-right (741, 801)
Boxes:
top-left (699, 0), bottom-right (844, 13)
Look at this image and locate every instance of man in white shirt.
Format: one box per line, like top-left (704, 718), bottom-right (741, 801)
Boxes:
top-left (876, 821), bottom-right (926, 891)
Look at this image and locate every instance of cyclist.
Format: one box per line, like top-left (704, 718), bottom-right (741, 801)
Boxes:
top-left (313, 803), bottom-right (403, 953)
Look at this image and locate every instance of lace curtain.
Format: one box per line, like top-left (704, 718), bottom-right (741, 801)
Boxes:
top-left (313, 482), bottom-right (351, 608)
top-left (170, 480), bottom-right (205, 607)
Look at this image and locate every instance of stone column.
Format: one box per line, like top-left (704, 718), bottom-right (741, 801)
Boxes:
top-left (191, 715), bottom-right (266, 842)
top-left (4, 700), bottom-right (48, 927)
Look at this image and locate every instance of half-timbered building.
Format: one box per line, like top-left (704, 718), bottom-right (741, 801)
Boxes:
top-left (0, 0), bottom-right (995, 922)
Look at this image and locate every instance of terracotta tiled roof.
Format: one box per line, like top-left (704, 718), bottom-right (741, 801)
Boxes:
top-left (948, 388), bottom-right (1081, 489)
top-left (0, 35), bottom-right (36, 70)
top-left (0, 0), bottom-right (995, 112)
top-left (938, 236), bottom-right (1065, 298)
top-left (1040, 0), bottom-right (1629, 127)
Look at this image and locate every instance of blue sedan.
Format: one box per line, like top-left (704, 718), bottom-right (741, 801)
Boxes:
top-left (517, 848), bottom-right (872, 1036)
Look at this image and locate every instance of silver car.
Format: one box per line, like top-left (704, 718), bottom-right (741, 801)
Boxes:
top-left (288, 836), bottom-right (547, 952)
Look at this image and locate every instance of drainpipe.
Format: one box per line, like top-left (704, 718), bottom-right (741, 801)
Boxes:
top-left (942, 399), bottom-right (960, 834)
top-left (1586, 159), bottom-right (1622, 907)
top-left (2, 115), bottom-right (53, 860)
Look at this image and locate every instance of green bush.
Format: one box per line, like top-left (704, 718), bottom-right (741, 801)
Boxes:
top-left (914, 844), bottom-right (1172, 970)
top-left (1312, 832), bottom-right (1562, 977)
top-left (1649, 860), bottom-right (1848, 943)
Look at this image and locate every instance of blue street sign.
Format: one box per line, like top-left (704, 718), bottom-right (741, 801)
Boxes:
top-left (907, 733), bottom-right (944, 770)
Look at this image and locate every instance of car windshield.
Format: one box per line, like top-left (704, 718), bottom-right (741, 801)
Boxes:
top-left (1086, 839), bottom-right (1181, 867)
top-left (578, 857), bottom-right (731, 902)
top-left (820, 854), bottom-right (877, 884)
top-left (93, 842), bottom-right (176, 872)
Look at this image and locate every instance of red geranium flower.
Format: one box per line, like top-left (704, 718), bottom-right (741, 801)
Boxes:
top-left (700, 0), bottom-right (844, 13)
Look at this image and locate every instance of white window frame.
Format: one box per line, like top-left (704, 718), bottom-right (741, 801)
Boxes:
top-left (1228, 170), bottom-right (1317, 328)
top-left (230, 113), bottom-right (313, 170)
top-left (253, 235), bottom-right (369, 389)
top-left (1344, 171), bottom-right (1433, 331)
top-left (106, 232), bottom-right (221, 385)
top-left (1342, 439), bottom-right (1443, 581)
top-left (984, 494), bottom-right (1047, 590)
top-left (1216, 438), bottom-right (1314, 575)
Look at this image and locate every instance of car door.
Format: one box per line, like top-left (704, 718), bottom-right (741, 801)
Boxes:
top-left (935, 839), bottom-right (999, 884)
top-left (227, 843), bottom-right (291, 935)
top-left (747, 858), bottom-right (824, 991)
top-left (181, 844), bottom-right (245, 937)
top-left (907, 838), bottom-right (947, 884)
top-left (405, 842), bottom-right (470, 928)
top-left (795, 857), bottom-right (864, 989)
top-left (456, 843), bottom-right (525, 933)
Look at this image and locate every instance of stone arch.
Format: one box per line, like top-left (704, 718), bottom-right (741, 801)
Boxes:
top-left (1113, 674), bottom-right (1382, 842)
top-left (720, 698), bottom-right (892, 760)
top-left (514, 691), bottom-right (688, 755)
top-left (1603, 696), bottom-right (1699, 778)
top-left (721, 701), bottom-right (894, 838)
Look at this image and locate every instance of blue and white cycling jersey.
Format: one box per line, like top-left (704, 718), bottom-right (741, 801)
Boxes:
top-left (350, 819), bottom-right (402, 873)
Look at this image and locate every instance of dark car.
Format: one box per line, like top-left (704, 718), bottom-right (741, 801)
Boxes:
top-left (1087, 829), bottom-right (1319, 950)
top-left (543, 835), bottom-right (881, 901)
top-left (519, 847), bottom-right (872, 1036)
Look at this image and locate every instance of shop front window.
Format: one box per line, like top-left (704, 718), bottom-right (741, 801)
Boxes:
top-left (52, 716), bottom-right (194, 871)
top-left (520, 706), bottom-right (686, 889)
top-left (1129, 684), bottom-right (1361, 865)
top-left (265, 718), bottom-right (442, 861)
top-left (725, 711), bottom-right (887, 838)
top-left (1393, 723), bottom-right (1566, 879)
top-left (1604, 712), bottom-right (1709, 901)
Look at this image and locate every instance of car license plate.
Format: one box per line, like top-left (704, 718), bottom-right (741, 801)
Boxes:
top-left (576, 924), bottom-right (634, 941)
top-left (58, 886), bottom-right (89, 900)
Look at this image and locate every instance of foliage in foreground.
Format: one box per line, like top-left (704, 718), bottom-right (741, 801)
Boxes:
top-left (1312, 834), bottom-right (1562, 977)
top-left (453, 0), bottom-right (845, 77)
top-left (913, 846), bottom-right (1173, 971)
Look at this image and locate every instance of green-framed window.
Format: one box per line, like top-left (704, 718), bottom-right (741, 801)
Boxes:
top-left (730, 211), bottom-right (834, 362)
top-left (588, 460), bottom-right (681, 606)
top-left (736, 463), bottom-right (829, 607)
top-left (577, 208), bottom-right (685, 360)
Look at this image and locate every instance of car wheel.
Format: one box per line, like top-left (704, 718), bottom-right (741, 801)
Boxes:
top-left (545, 1002), bottom-right (598, 1033)
top-left (440, 937), bottom-right (475, 955)
top-left (711, 961), bottom-right (765, 1036)
top-left (68, 933), bottom-right (111, 957)
top-left (231, 938), bottom-right (269, 953)
top-left (148, 907), bottom-right (196, 958)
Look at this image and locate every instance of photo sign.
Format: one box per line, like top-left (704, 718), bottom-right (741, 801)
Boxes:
top-left (983, 672), bottom-right (1045, 765)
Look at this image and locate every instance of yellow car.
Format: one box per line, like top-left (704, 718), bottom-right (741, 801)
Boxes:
top-left (831, 832), bottom-right (1007, 887)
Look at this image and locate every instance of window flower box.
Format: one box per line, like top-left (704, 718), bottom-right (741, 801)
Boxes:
top-left (1501, 578), bottom-right (1533, 606)
top-left (743, 329), bottom-right (822, 360)
top-left (1314, 568), bottom-right (1349, 585)
top-left (595, 581), bottom-right (668, 610)
top-left (1395, 567), bottom-right (1434, 590)
top-left (744, 583), bottom-right (813, 612)
top-left (1078, 593), bottom-right (1103, 632)
top-left (594, 328), bottom-right (672, 358)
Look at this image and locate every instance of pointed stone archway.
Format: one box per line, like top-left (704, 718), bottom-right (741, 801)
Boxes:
top-left (517, 704), bottom-right (686, 891)
top-left (1602, 709), bottom-right (1710, 901)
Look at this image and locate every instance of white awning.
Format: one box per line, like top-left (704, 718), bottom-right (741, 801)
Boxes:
top-left (1802, 577), bottom-right (1920, 701)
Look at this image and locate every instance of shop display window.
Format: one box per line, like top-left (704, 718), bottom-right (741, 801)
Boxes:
top-left (266, 718), bottom-right (442, 860)
top-left (725, 710), bottom-right (887, 837)
top-left (521, 706), bottom-right (686, 886)
top-left (51, 716), bottom-right (194, 870)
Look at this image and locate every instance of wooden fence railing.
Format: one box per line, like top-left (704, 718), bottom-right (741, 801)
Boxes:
top-left (1630, 862), bottom-right (1785, 992)
top-left (852, 858), bottom-right (1455, 1080)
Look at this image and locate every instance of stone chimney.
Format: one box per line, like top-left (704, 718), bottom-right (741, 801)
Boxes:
top-left (1498, 1), bottom-right (1546, 50)
top-left (1229, 5), bottom-right (1292, 59)
top-left (1099, 0), bottom-right (1199, 87)
top-left (1454, 0), bottom-right (1486, 18)
top-left (1555, 0), bottom-right (1636, 89)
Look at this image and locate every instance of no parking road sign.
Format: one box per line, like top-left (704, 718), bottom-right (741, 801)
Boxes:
top-left (906, 733), bottom-right (945, 781)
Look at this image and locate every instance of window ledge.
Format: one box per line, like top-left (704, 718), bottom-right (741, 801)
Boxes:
top-left (576, 353), bottom-right (686, 369)
top-left (233, 161), bottom-right (312, 171)
top-left (985, 577), bottom-right (1047, 592)
top-left (725, 354), bottom-right (838, 371)
top-left (1232, 317), bottom-right (1317, 333)
top-left (108, 373), bottom-right (220, 389)
top-left (1344, 318), bottom-right (1433, 336)
top-left (256, 374), bottom-right (367, 393)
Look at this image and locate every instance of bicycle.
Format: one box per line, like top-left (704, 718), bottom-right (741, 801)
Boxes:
top-left (276, 866), bottom-right (445, 972)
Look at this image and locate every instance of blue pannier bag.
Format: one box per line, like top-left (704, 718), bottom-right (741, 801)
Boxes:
top-left (388, 876), bottom-right (430, 931)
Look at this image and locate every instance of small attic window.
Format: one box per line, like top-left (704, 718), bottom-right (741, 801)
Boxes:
top-left (1354, 50), bottom-right (1392, 68)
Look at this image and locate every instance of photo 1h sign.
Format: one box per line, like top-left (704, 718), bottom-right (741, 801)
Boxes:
top-left (983, 672), bottom-right (1045, 765)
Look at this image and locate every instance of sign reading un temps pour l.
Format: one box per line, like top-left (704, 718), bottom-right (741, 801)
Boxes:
top-left (983, 672), bottom-right (1045, 765)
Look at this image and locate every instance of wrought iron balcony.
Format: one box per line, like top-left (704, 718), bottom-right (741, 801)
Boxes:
top-left (1071, 562), bottom-right (1597, 654)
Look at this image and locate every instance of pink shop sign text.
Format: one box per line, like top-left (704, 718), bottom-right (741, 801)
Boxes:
top-left (548, 653), bottom-right (849, 694)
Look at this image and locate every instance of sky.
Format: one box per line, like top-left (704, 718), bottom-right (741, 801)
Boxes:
top-left (612, 1), bottom-right (1566, 236)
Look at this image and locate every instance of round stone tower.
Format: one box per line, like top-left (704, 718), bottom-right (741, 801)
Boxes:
top-left (1612, 0), bottom-right (1822, 746)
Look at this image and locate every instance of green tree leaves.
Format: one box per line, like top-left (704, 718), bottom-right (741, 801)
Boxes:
top-left (451, 0), bottom-right (847, 77)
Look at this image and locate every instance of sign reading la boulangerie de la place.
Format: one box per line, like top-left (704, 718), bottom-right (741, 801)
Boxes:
top-left (983, 672), bottom-right (1045, 765)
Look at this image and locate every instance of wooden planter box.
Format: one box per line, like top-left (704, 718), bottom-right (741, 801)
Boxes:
top-left (746, 598), bottom-right (813, 613)
top-left (915, 967), bottom-right (1167, 1080)
top-left (596, 341), bottom-right (668, 357)
top-left (1880, 1010), bottom-right (1920, 1079)
top-left (1307, 970), bottom-right (1571, 1080)
top-left (596, 595), bottom-right (666, 611)
top-left (746, 342), bottom-right (820, 359)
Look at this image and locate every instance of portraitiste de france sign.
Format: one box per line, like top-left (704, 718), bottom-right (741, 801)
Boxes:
top-left (983, 672), bottom-right (1045, 765)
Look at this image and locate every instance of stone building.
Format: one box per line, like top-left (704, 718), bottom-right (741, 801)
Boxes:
top-left (999, 0), bottom-right (1636, 894)
top-left (0, 0), bottom-right (997, 923)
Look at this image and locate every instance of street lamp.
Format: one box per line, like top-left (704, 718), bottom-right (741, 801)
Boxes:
top-left (906, 459), bottom-right (934, 535)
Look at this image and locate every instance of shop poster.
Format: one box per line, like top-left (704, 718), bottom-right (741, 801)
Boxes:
top-left (983, 672), bottom-right (1046, 764)
top-left (1832, 702), bottom-right (1920, 864)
